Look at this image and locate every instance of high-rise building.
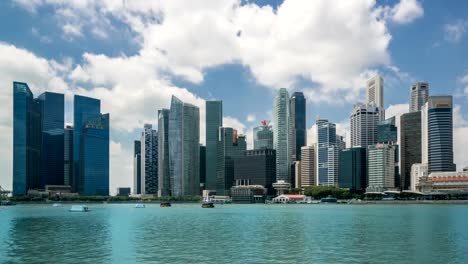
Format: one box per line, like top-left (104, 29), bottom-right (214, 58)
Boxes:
top-left (133, 140), bottom-right (142, 194)
top-left (339, 147), bottom-right (367, 192)
top-left (422, 96), bottom-right (456, 173)
top-left (13, 82), bottom-right (41, 196)
top-left (253, 120), bottom-right (273, 149)
top-left (291, 92), bottom-right (306, 161)
top-left (273, 88), bottom-right (292, 183)
top-left (80, 114), bottom-right (110, 196)
top-left (216, 127), bottom-right (246, 195)
top-left (410, 82), bottom-right (429, 113)
top-left (205, 100), bottom-right (222, 191)
top-left (367, 144), bottom-right (396, 192)
top-left (350, 102), bottom-right (380, 148)
top-left (169, 96), bottom-right (200, 197)
top-left (400, 112), bottom-right (422, 190)
top-left (366, 75), bottom-right (384, 119)
top-left (300, 145), bottom-right (316, 187)
top-left (200, 145), bottom-right (206, 188)
top-left (64, 126), bottom-right (74, 187)
top-left (37, 92), bottom-right (65, 187)
top-left (158, 109), bottom-right (170, 197)
top-left (73, 95), bottom-right (101, 193)
top-left (410, 163), bottom-right (428, 191)
top-left (377, 116), bottom-right (397, 144)
top-left (234, 149), bottom-right (276, 195)
top-left (316, 119), bottom-right (339, 186)
top-left (336, 135), bottom-right (346, 150)
top-left (141, 124), bottom-right (158, 194)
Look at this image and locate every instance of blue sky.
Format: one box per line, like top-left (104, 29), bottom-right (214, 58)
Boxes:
top-left (0, 0), bottom-right (467, 192)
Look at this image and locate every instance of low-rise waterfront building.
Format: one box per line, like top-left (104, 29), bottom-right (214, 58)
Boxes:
top-left (272, 194), bottom-right (306, 203)
top-left (117, 187), bottom-right (131, 196)
top-left (230, 185), bottom-right (266, 203)
top-left (410, 163), bottom-right (428, 191)
top-left (417, 171), bottom-right (468, 193)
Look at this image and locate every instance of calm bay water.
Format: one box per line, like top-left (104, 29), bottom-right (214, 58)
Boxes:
top-left (1, 203), bottom-right (468, 263)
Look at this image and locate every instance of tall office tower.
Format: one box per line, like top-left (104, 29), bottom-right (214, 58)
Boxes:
top-left (350, 102), bottom-right (380, 148)
top-left (400, 112), bottom-right (422, 190)
top-left (169, 96), bottom-right (200, 197)
top-left (339, 147), bottom-right (367, 192)
top-left (366, 75), bottom-right (384, 120)
top-left (37, 92), bottom-right (65, 187)
top-left (422, 96), bottom-right (456, 173)
top-left (377, 117), bottom-right (397, 144)
top-left (234, 149), bottom-right (276, 195)
top-left (158, 109), bottom-right (170, 197)
top-left (273, 88), bottom-right (292, 183)
top-left (80, 114), bottom-right (110, 196)
top-left (216, 127), bottom-right (246, 195)
top-left (300, 145), bottom-right (316, 187)
top-left (74, 95), bottom-right (101, 193)
top-left (253, 120), bottom-right (274, 149)
top-left (410, 82), bottom-right (429, 113)
top-left (316, 119), bottom-right (339, 186)
top-left (133, 140), bottom-right (142, 195)
top-left (200, 145), bottom-right (206, 188)
top-left (205, 100), bottom-right (222, 191)
top-left (291, 92), bottom-right (306, 161)
top-left (64, 126), bottom-right (74, 187)
top-left (13, 82), bottom-right (41, 196)
top-left (367, 144), bottom-right (396, 192)
top-left (336, 135), bottom-right (346, 150)
top-left (140, 124), bottom-right (158, 195)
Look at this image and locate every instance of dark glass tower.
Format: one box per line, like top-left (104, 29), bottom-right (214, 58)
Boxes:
top-left (158, 109), bottom-right (170, 196)
top-left (291, 92), bottom-right (306, 161)
top-left (72, 95), bottom-right (104, 193)
top-left (81, 114), bottom-right (110, 196)
top-left (377, 116), bottom-right (397, 144)
top-left (13, 82), bottom-right (41, 196)
top-left (38, 92), bottom-right (64, 187)
top-left (205, 101), bottom-right (222, 191)
top-left (133, 140), bottom-right (142, 194)
top-left (200, 145), bottom-right (206, 188)
top-left (400, 112), bottom-right (421, 190)
top-left (253, 121), bottom-right (273, 149)
top-left (64, 126), bottom-right (74, 186)
top-left (339, 147), bottom-right (367, 192)
top-left (234, 149), bottom-right (276, 195)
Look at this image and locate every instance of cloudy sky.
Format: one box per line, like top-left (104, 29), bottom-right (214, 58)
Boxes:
top-left (0, 0), bottom-right (467, 193)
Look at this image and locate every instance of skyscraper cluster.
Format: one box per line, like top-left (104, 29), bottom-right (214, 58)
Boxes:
top-left (12, 81), bottom-right (109, 196)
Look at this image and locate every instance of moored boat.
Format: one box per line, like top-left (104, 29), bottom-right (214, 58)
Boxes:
top-left (69, 205), bottom-right (89, 212)
top-left (134, 203), bottom-right (146, 208)
top-left (320, 196), bottom-right (338, 203)
top-left (202, 202), bottom-right (215, 208)
top-left (160, 202), bottom-right (171, 207)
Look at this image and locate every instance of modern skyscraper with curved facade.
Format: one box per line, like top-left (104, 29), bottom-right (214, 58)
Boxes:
top-left (253, 121), bottom-right (273, 150)
top-left (273, 88), bottom-right (292, 183)
top-left (169, 96), bottom-right (200, 197)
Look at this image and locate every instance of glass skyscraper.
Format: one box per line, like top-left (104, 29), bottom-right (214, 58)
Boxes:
top-left (205, 100), bottom-right (222, 191)
top-left (400, 111), bottom-right (421, 190)
top-left (73, 95), bottom-right (101, 193)
top-left (339, 147), bottom-right (367, 192)
top-left (133, 140), bottom-right (142, 194)
top-left (377, 116), bottom-right (397, 144)
top-left (253, 121), bottom-right (273, 149)
top-left (141, 124), bottom-right (158, 194)
top-left (273, 88), bottom-right (292, 183)
top-left (64, 125), bottom-right (74, 187)
top-left (291, 92), bottom-right (306, 161)
top-left (410, 82), bottom-right (429, 113)
top-left (38, 92), bottom-right (64, 187)
top-left (158, 109), bottom-right (171, 197)
top-left (13, 82), bottom-right (41, 196)
top-left (350, 102), bottom-right (380, 148)
top-left (81, 114), bottom-right (110, 196)
top-left (169, 96), bottom-right (200, 197)
top-left (317, 119), bottom-right (339, 186)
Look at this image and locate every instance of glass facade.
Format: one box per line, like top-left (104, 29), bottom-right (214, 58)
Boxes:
top-left (158, 109), bottom-right (171, 196)
top-left (141, 124), bottom-right (158, 194)
top-left (64, 126), bottom-right (74, 186)
top-left (339, 147), bottom-right (367, 192)
top-left (80, 114), bottom-right (110, 196)
top-left (273, 88), bottom-right (292, 183)
top-left (291, 92), bottom-right (306, 161)
top-left (200, 145), bottom-right (206, 187)
top-left (253, 123), bottom-right (273, 150)
top-left (13, 82), bottom-right (41, 195)
top-left (234, 149), bottom-right (276, 195)
top-left (367, 144), bottom-right (396, 192)
top-left (400, 112), bottom-right (421, 190)
top-left (73, 95), bottom-right (101, 193)
top-left (133, 140), bottom-right (142, 194)
top-left (38, 92), bottom-right (64, 187)
top-left (377, 116), bottom-right (397, 144)
top-left (317, 119), bottom-right (339, 186)
top-left (169, 96), bottom-right (200, 197)
top-left (205, 101), bottom-right (222, 190)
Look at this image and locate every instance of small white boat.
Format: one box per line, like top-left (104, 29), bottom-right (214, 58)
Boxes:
top-left (52, 203), bottom-right (63, 207)
top-left (69, 205), bottom-right (89, 212)
top-left (134, 204), bottom-right (145, 208)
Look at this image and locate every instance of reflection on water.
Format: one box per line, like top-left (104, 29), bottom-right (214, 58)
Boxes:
top-left (1, 204), bottom-right (468, 264)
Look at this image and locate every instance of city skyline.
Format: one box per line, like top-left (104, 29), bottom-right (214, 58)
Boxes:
top-left (1, 0), bottom-right (468, 194)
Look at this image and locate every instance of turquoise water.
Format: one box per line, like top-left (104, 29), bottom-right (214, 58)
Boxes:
top-left (1, 204), bottom-right (468, 263)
